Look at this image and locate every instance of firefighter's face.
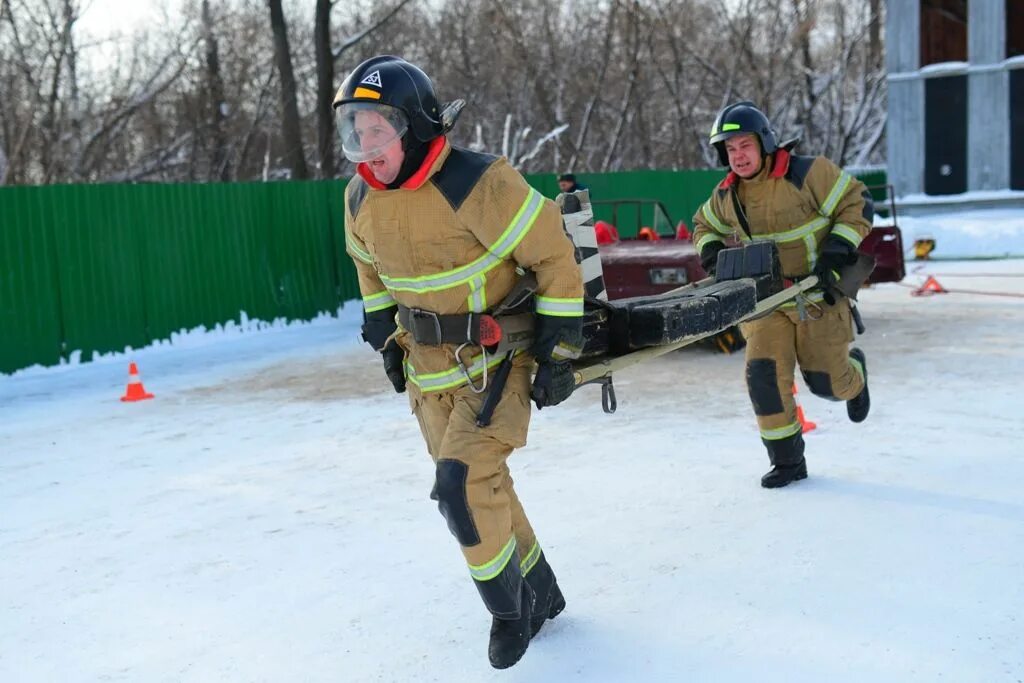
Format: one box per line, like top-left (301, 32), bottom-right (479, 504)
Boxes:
top-left (354, 110), bottom-right (405, 184)
top-left (725, 133), bottom-right (763, 178)
top-left (558, 179), bottom-right (574, 193)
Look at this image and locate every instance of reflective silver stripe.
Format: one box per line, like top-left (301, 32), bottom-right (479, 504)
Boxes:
top-left (467, 275), bottom-right (487, 313)
top-left (535, 296), bottom-right (583, 317)
top-left (347, 234), bottom-right (372, 264)
top-left (804, 234), bottom-right (818, 273)
top-left (695, 233), bottom-right (724, 252)
top-left (701, 201), bottom-right (732, 235)
top-left (761, 422), bottom-right (802, 440)
top-left (489, 189), bottom-right (544, 258)
top-left (550, 342), bottom-right (581, 361)
top-left (779, 290), bottom-right (826, 309)
top-left (469, 536), bottom-right (517, 581)
top-left (362, 290), bottom-right (396, 313)
top-left (832, 223), bottom-right (863, 248)
top-left (821, 172), bottom-right (853, 217)
top-left (757, 215), bottom-right (830, 244)
top-left (379, 189), bottom-right (543, 294)
top-left (850, 355), bottom-right (865, 381)
top-left (405, 351), bottom-right (508, 393)
top-left (520, 541), bottom-right (542, 575)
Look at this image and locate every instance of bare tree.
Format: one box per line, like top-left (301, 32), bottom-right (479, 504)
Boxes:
top-left (0, 0), bottom-right (888, 185)
top-left (202, 0), bottom-right (230, 181)
top-left (268, 0), bottom-right (308, 179)
top-left (314, 0), bottom-right (335, 178)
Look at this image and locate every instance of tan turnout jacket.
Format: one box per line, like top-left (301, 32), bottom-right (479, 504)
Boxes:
top-left (345, 137), bottom-right (583, 394)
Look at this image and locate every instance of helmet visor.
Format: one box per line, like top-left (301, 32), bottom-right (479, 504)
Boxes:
top-left (336, 102), bottom-right (409, 163)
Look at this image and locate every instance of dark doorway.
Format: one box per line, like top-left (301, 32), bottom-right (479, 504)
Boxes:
top-left (1009, 0), bottom-right (1024, 59)
top-left (920, 0), bottom-right (967, 66)
top-left (924, 75), bottom-right (968, 195)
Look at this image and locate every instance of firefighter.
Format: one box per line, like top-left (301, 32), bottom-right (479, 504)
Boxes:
top-left (692, 101), bottom-right (872, 488)
top-left (335, 56), bottom-right (584, 669)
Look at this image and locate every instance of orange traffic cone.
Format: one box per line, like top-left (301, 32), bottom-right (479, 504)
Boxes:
top-left (120, 362), bottom-right (154, 402)
top-left (793, 383), bottom-right (816, 433)
top-left (912, 275), bottom-right (947, 296)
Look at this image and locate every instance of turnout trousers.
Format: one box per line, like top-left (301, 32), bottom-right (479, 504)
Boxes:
top-left (410, 362), bottom-right (545, 619)
top-left (739, 298), bottom-right (865, 464)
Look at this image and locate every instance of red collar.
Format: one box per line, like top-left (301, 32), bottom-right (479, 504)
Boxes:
top-left (717, 149), bottom-right (790, 189)
top-left (356, 136), bottom-right (447, 190)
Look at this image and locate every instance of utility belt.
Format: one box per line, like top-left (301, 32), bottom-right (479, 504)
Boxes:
top-left (397, 306), bottom-right (535, 355)
top-left (397, 271), bottom-right (540, 411)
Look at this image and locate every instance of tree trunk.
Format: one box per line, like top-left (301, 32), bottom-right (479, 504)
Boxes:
top-left (267, 0), bottom-right (308, 180)
top-left (314, 0), bottom-right (335, 179)
top-left (868, 0), bottom-right (882, 69)
top-left (202, 0), bottom-right (231, 181)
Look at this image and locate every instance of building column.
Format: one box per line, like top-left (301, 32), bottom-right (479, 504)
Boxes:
top-left (886, 1), bottom-right (923, 196)
top-left (968, 0), bottom-right (1010, 191)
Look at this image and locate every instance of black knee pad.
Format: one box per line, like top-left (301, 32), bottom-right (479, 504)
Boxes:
top-left (746, 358), bottom-right (784, 416)
top-left (802, 370), bottom-right (837, 400)
top-left (431, 459), bottom-right (480, 547)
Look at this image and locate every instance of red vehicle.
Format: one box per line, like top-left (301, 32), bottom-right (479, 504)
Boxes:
top-left (594, 195), bottom-right (905, 301)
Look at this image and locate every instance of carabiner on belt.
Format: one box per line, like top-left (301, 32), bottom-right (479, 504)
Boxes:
top-left (455, 342), bottom-right (489, 394)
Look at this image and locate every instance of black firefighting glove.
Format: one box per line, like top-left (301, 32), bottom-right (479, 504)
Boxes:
top-left (531, 361), bottom-right (575, 409)
top-left (531, 314), bottom-right (584, 364)
top-left (381, 339), bottom-right (406, 394)
top-left (530, 314), bottom-right (582, 409)
top-left (700, 241), bottom-right (726, 278)
top-left (361, 306), bottom-right (405, 393)
top-left (815, 235), bottom-right (859, 305)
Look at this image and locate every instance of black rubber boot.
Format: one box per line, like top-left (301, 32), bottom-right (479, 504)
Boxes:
top-left (847, 347), bottom-right (870, 423)
top-left (761, 459), bottom-right (808, 488)
top-left (488, 581), bottom-right (535, 669)
top-left (524, 552), bottom-right (566, 638)
top-left (760, 432), bottom-right (807, 489)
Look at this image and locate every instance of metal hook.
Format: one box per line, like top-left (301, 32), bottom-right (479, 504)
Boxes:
top-left (456, 342), bottom-right (488, 394)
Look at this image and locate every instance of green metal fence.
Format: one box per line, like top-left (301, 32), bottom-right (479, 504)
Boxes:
top-left (1, 166), bottom-right (885, 374)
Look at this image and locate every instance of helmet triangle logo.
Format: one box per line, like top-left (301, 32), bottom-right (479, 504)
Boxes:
top-left (360, 70), bottom-right (382, 88)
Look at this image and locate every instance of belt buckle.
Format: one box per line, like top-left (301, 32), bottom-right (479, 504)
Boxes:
top-left (410, 308), bottom-right (443, 345)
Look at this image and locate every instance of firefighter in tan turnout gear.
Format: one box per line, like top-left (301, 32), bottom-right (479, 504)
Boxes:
top-left (336, 56), bottom-right (583, 669)
top-left (692, 102), bottom-right (872, 489)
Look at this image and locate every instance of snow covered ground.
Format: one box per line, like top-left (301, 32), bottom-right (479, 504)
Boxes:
top-left (3, 261), bottom-right (1024, 682)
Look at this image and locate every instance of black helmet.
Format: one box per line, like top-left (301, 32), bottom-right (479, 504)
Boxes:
top-left (708, 101), bottom-right (777, 167)
top-left (334, 56), bottom-right (466, 163)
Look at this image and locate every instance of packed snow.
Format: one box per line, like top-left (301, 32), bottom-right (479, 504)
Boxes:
top-left (3, 260), bottom-right (1024, 681)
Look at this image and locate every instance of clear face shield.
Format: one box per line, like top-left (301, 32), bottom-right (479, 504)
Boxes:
top-left (335, 102), bottom-right (409, 163)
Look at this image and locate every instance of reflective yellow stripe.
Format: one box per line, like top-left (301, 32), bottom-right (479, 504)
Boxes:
top-left (405, 351), bottom-right (508, 393)
top-left (850, 355), bottom-right (865, 381)
top-left (761, 422), bottom-right (802, 440)
top-left (362, 290), bottom-right (396, 313)
top-left (832, 223), bottom-right (863, 248)
top-left (520, 541), bottom-right (542, 576)
top-left (379, 189), bottom-right (544, 294)
top-left (804, 234), bottom-right (818, 273)
top-left (535, 296), bottom-right (583, 317)
top-left (778, 290), bottom-right (826, 309)
top-left (821, 172), bottom-right (853, 217)
top-left (347, 234), bottom-right (372, 264)
top-left (758, 215), bottom-right (830, 244)
top-left (469, 536), bottom-right (517, 581)
top-left (695, 233), bottom-right (725, 253)
top-left (701, 201), bottom-right (732, 235)
top-left (467, 276), bottom-right (487, 313)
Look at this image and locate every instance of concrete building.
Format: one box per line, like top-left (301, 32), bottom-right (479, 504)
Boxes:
top-left (886, 0), bottom-right (1024, 213)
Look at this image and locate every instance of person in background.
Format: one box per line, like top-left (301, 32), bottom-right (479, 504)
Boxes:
top-left (692, 101), bottom-right (873, 489)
